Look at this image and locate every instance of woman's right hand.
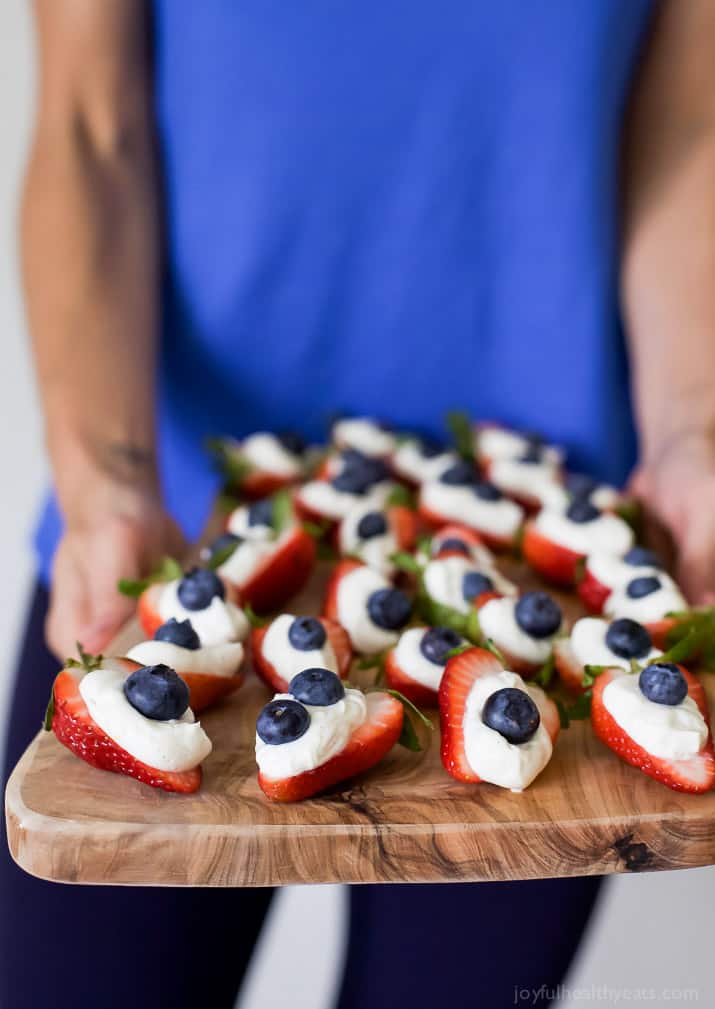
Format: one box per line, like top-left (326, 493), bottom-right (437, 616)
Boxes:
top-left (46, 483), bottom-right (185, 662)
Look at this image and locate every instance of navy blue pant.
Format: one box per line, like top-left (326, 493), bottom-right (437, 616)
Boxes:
top-left (1, 585), bottom-right (602, 1008)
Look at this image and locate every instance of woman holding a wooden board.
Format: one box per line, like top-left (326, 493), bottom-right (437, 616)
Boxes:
top-left (4, 1), bottom-right (715, 1008)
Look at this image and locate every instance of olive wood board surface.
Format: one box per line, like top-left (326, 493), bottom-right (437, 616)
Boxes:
top-left (6, 557), bottom-right (715, 887)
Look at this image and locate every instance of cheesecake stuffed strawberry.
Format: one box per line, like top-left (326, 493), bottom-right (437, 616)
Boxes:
top-left (323, 559), bottom-right (413, 655)
top-left (419, 523), bottom-right (497, 571)
top-left (47, 652), bottom-right (212, 793)
top-left (603, 573), bottom-right (688, 649)
top-left (555, 616), bottom-right (660, 694)
top-left (296, 453), bottom-right (396, 525)
top-left (209, 431), bottom-right (309, 499)
top-left (252, 614), bottom-right (353, 693)
top-left (439, 647), bottom-right (560, 791)
top-left (385, 625), bottom-right (465, 706)
top-left (475, 591), bottom-right (563, 677)
top-left (483, 437), bottom-right (566, 513)
top-left (138, 566), bottom-right (250, 643)
top-left (419, 462), bottom-right (524, 550)
top-left (475, 424), bottom-right (563, 469)
top-left (337, 500), bottom-right (418, 575)
top-left (391, 436), bottom-right (458, 486)
top-left (523, 498), bottom-right (634, 586)
top-left (578, 545), bottom-right (664, 614)
top-left (127, 618), bottom-right (246, 712)
top-left (418, 553), bottom-right (516, 633)
top-left (255, 667), bottom-right (403, 801)
top-left (331, 416), bottom-right (397, 458)
top-left (591, 661), bottom-right (715, 794)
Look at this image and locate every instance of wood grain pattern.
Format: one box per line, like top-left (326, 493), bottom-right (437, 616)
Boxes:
top-left (6, 556), bottom-right (715, 887)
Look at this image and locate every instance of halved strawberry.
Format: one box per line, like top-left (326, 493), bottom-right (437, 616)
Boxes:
top-left (591, 666), bottom-right (715, 793)
top-left (239, 470), bottom-right (295, 501)
top-left (522, 519), bottom-right (582, 586)
top-left (388, 504), bottom-right (420, 551)
top-left (51, 659), bottom-right (203, 793)
top-left (258, 691), bottom-right (403, 801)
top-left (237, 527), bottom-right (317, 614)
top-left (431, 523), bottom-right (486, 558)
top-left (577, 567), bottom-right (612, 614)
top-left (180, 669), bottom-right (245, 713)
top-left (384, 649), bottom-right (440, 707)
top-left (138, 583), bottom-right (165, 639)
top-left (439, 647), bottom-right (560, 782)
top-left (251, 617), bottom-right (353, 693)
top-left (418, 503), bottom-right (515, 552)
top-left (323, 558), bottom-right (365, 623)
top-left (553, 638), bottom-right (589, 694)
top-left (644, 617), bottom-right (679, 651)
top-left (292, 487), bottom-right (339, 528)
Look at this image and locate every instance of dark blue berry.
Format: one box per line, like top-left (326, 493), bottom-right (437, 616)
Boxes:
top-left (564, 472), bottom-right (597, 499)
top-left (420, 626), bottom-right (462, 666)
top-left (626, 576), bottom-right (661, 599)
top-left (566, 498), bottom-right (600, 523)
top-left (123, 664), bottom-right (190, 721)
top-left (154, 618), bottom-right (201, 650)
top-left (520, 442), bottom-right (543, 464)
top-left (482, 687), bottom-right (540, 744)
top-left (289, 667), bottom-right (345, 706)
top-left (462, 571), bottom-right (494, 602)
top-left (436, 537), bottom-right (470, 556)
top-left (340, 448), bottom-right (369, 468)
top-left (623, 546), bottom-right (662, 569)
top-left (288, 616), bottom-right (327, 651)
top-left (277, 431), bottom-right (306, 456)
top-left (367, 588), bottom-right (412, 630)
top-left (639, 662), bottom-right (688, 706)
top-left (356, 511), bottom-right (388, 539)
top-left (605, 618), bottom-right (652, 660)
top-left (256, 699), bottom-right (311, 744)
top-left (440, 461), bottom-right (477, 486)
top-left (248, 499), bottom-right (274, 527)
top-left (332, 457), bottom-right (390, 495)
top-left (473, 481), bottom-right (503, 502)
top-left (515, 591), bottom-right (562, 638)
top-left (417, 436), bottom-right (445, 459)
top-left (177, 568), bottom-right (225, 611)
top-left (206, 532), bottom-right (241, 563)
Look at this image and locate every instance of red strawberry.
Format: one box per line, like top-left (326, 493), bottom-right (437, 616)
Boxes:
top-left (644, 617), bottom-right (679, 651)
top-left (577, 567), bottom-right (612, 614)
top-left (388, 505), bottom-right (420, 551)
top-left (292, 487), bottom-right (339, 528)
top-left (239, 470), bottom-right (294, 501)
top-left (522, 519), bottom-right (583, 586)
top-left (258, 690), bottom-right (403, 801)
top-left (591, 665), bottom-right (715, 794)
top-left (431, 523), bottom-right (486, 558)
top-left (180, 668), bottom-right (245, 713)
top-left (553, 638), bottom-right (589, 694)
top-left (51, 659), bottom-right (203, 793)
top-left (418, 502), bottom-right (515, 552)
top-left (138, 583), bottom-right (165, 639)
top-left (251, 617), bottom-right (353, 693)
top-left (384, 648), bottom-right (440, 708)
top-left (236, 526), bottom-right (317, 614)
top-left (323, 558), bottom-right (365, 623)
top-left (439, 647), bottom-right (560, 782)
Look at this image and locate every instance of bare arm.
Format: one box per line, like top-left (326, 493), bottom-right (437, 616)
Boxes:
top-left (622, 0), bottom-right (715, 601)
top-left (24, 0), bottom-right (182, 658)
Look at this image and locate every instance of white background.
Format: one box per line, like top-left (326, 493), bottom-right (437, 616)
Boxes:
top-left (1, 4), bottom-right (712, 1007)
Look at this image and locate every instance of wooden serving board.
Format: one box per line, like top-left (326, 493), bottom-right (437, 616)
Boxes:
top-left (6, 558), bottom-right (715, 887)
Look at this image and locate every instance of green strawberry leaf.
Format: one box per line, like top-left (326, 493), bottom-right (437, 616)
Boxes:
top-left (205, 437), bottom-right (254, 486)
top-left (390, 551), bottom-right (423, 575)
top-left (446, 410), bottom-right (475, 461)
top-left (556, 692), bottom-right (592, 729)
top-left (243, 604), bottom-right (268, 629)
top-left (375, 688), bottom-right (433, 751)
top-left (482, 638), bottom-right (506, 665)
top-left (445, 643), bottom-right (473, 660)
top-left (534, 653), bottom-right (555, 689)
top-left (397, 713), bottom-right (422, 752)
top-left (66, 643), bottom-right (104, 674)
top-left (416, 593), bottom-right (468, 637)
top-left (386, 485), bottom-right (416, 509)
top-left (117, 556), bottom-right (182, 598)
top-left (302, 519), bottom-right (330, 540)
top-left (357, 652), bottom-right (385, 671)
top-left (465, 608), bottom-right (482, 644)
top-left (42, 687), bottom-right (55, 732)
top-left (270, 488), bottom-right (295, 534)
top-left (206, 539), bottom-right (240, 571)
top-left (582, 664), bottom-right (608, 688)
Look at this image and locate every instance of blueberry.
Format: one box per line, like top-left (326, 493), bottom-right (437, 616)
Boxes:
top-left (639, 662), bottom-right (688, 706)
top-left (462, 571), bottom-right (494, 602)
top-left (482, 687), bottom-right (541, 744)
top-left (367, 588), bottom-right (412, 630)
top-left (123, 664), bottom-right (190, 721)
top-left (519, 442), bottom-right (543, 464)
top-left (436, 537), bottom-right (470, 556)
top-left (288, 616), bottom-right (327, 651)
top-left (564, 472), bottom-right (597, 499)
top-left (605, 618), bottom-right (652, 660)
top-left (256, 699), bottom-right (311, 745)
top-left (623, 546), bottom-right (662, 569)
top-left (356, 511), bottom-right (388, 539)
top-left (206, 532), bottom-right (241, 563)
top-left (332, 457), bottom-right (389, 495)
top-left (289, 667), bottom-right (345, 706)
top-left (440, 461), bottom-right (477, 486)
top-left (626, 576), bottom-right (661, 599)
top-left (248, 499), bottom-right (274, 527)
top-left (177, 568), bottom-right (225, 611)
top-left (420, 626), bottom-right (462, 666)
top-left (417, 436), bottom-right (445, 459)
top-left (340, 448), bottom-right (370, 468)
top-left (566, 498), bottom-right (600, 523)
top-left (154, 618), bottom-right (201, 651)
top-left (277, 431), bottom-right (306, 456)
top-left (515, 591), bottom-right (562, 638)
top-left (473, 481), bottom-right (503, 502)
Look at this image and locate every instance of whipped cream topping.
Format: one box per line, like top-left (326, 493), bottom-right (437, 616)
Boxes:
top-left (338, 501), bottom-right (398, 575)
top-left (297, 479), bottom-right (394, 521)
top-left (255, 688), bottom-right (368, 779)
top-left (586, 552), bottom-right (660, 592)
top-left (240, 432), bottom-right (303, 477)
top-left (463, 669), bottom-right (554, 791)
top-left (127, 639), bottom-right (245, 679)
top-left (336, 565), bottom-right (402, 654)
top-left (392, 440), bottom-right (458, 484)
top-left (420, 482), bottom-right (524, 539)
top-left (158, 581), bottom-right (249, 645)
top-left (533, 507), bottom-right (634, 557)
top-left (392, 626), bottom-right (457, 691)
top-left (478, 596), bottom-right (561, 664)
top-left (215, 537), bottom-right (276, 588)
top-left (79, 661), bottom-right (212, 772)
top-left (226, 505), bottom-right (275, 542)
top-left (602, 670), bottom-right (707, 760)
top-left (332, 418), bottom-right (396, 457)
top-left (489, 458), bottom-right (567, 509)
top-left (568, 617), bottom-right (660, 669)
top-left (476, 426), bottom-right (563, 467)
top-left (423, 555), bottom-right (516, 615)
top-left (261, 613), bottom-right (338, 682)
top-left (604, 575), bottom-right (687, 625)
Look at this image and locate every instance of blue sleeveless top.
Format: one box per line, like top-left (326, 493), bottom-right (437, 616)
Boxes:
top-left (35, 0), bottom-right (654, 579)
